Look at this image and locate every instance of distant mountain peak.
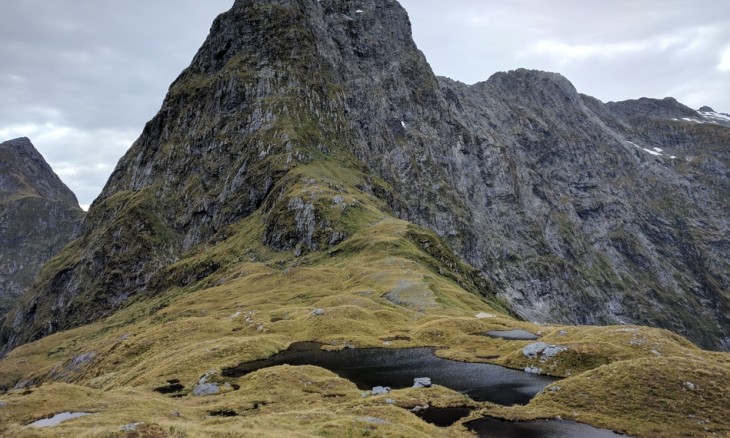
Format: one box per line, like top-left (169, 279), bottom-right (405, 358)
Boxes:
top-left (0, 137), bottom-right (85, 323)
top-left (0, 137), bottom-right (80, 206)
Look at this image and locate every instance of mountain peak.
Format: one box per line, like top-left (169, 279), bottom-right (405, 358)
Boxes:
top-left (0, 137), bottom-right (80, 207)
top-left (0, 137), bottom-right (44, 167)
top-left (0, 136), bottom-right (33, 149)
top-left (605, 95), bottom-right (699, 120)
top-left (484, 68), bottom-right (581, 105)
top-left (0, 136), bottom-right (85, 323)
top-left (2, 0), bottom-right (728, 356)
top-left (0, 2), bottom-right (728, 435)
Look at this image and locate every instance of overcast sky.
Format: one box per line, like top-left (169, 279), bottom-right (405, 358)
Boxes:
top-left (2, 0), bottom-right (729, 209)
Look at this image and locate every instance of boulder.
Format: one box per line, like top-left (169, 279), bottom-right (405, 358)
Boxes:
top-left (523, 342), bottom-right (567, 360)
top-left (371, 386), bottom-right (390, 395)
top-left (413, 377), bottom-right (432, 388)
top-left (192, 383), bottom-right (220, 396)
top-left (522, 342), bottom-right (548, 357)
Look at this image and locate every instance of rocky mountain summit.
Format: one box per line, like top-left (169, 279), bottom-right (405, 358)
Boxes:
top-left (0, 1), bottom-right (728, 437)
top-left (2, 0), bottom-right (727, 353)
top-left (0, 137), bottom-right (85, 321)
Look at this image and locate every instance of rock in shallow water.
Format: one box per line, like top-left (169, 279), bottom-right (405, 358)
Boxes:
top-left (413, 377), bottom-right (432, 388)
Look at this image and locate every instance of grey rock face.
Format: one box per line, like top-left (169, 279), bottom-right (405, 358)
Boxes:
top-left (192, 383), bottom-right (221, 397)
top-left (523, 342), bottom-right (568, 360)
top-left (2, 0), bottom-right (727, 352)
top-left (312, 2), bottom-right (727, 349)
top-left (523, 342), bottom-right (549, 358)
top-left (0, 138), bottom-right (85, 321)
top-left (48, 351), bottom-right (97, 382)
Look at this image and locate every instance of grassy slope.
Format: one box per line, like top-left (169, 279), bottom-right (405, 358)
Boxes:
top-left (0, 160), bottom-right (727, 438)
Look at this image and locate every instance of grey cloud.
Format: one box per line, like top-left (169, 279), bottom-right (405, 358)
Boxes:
top-left (0, 0), bottom-right (233, 206)
top-left (401, 0), bottom-right (730, 110)
top-left (1, 0), bottom-right (234, 129)
top-left (1, 0), bottom-right (729, 207)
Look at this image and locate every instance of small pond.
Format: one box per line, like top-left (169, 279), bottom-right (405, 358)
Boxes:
top-left (485, 329), bottom-right (540, 340)
top-left (222, 342), bottom-right (556, 405)
top-left (466, 416), bottom-right (629, 438)
top-left (28, 412), bottom-right (93, 428)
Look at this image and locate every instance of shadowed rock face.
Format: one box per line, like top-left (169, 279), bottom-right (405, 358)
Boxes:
top-left (2, 0), bottom-right (727, 351)
top-left (315, 2), bottom-right (729, 350)
top-left (0, 137), bottom-right (85, 321)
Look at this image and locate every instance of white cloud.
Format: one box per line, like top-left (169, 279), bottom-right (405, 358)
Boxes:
top-left (522, 40), bottom-right (649, 62)
top-left (2, 0), bottom-right (730, 210)
top-left (520, 27), bottom-right (719, 64)
top-left (718, 47), bottom-right (730, 72)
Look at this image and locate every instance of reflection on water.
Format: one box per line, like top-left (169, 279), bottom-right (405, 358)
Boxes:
top-left (485, 329), bottom-right (540, 340)
top-left (466, 416), bottom-right (630, 438)
top-left (223, 342), bottom-right (556, 405)
top-left (28, 412), bottom-right (93, 428)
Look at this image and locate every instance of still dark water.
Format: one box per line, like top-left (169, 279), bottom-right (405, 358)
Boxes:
top-left (485, 329), bottom-right (540, 340)
top-left (223, 342), bottom-right (556, 405)
top-left (222, 343), bottom-right (630, 437)
top-left (466, 417), bottom-right (629, 438)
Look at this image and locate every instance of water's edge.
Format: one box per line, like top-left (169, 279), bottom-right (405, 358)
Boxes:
top-left (222, 342), bottom-right (556, 405)
top-left (28, 412), bottom-right (94, 428)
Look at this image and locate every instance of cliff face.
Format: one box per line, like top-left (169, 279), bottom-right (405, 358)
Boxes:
top-left (2, 0), bottom-right (727, 351)
top-left (0, 138), bottom-right (85, 320)
top-left (315, 1), bottom-right (729, 349)
top-left (371, 73), bottom-right (729, 350)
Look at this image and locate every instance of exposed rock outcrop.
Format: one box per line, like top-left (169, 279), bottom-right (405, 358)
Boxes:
top-left (0, 137), bottom-right (84, 320)
top-left (2, 0), bottom-right (727, 352)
